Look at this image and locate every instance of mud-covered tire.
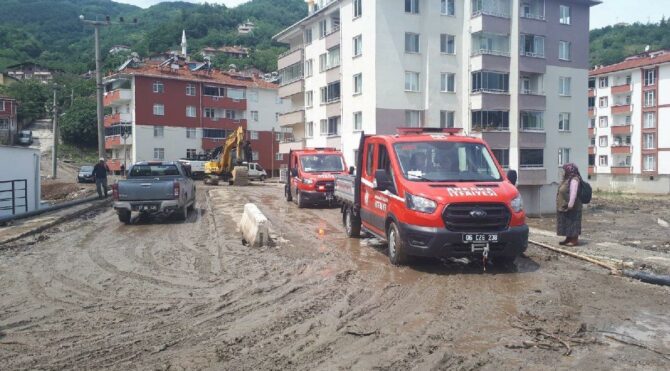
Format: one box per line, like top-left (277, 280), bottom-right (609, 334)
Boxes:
top-left (260, 175), bottom-right (266, 182)
top-left (296, 191), bottom-right (306, 208)
top-left (285, 185), bottom-right (293, 202)
top-left (344, 207), bottom-right (361, 238)
top-left (175, 205), bottom-right (188, 221)
top-left (387, 222), bottom-right (408, 265)
top-left (117, 210), bottom-right (131, 224)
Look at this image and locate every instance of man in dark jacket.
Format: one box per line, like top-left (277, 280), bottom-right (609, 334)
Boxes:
top-left (92, 158), bottom-right (110, 198)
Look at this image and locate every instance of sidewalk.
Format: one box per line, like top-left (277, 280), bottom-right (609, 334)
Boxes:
top-left (0, 199), bottom-right (111, 245)
top-left (529, 227), bottom-right (670, 275)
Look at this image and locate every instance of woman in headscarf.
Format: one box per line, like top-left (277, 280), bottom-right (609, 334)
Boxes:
top-left (556, 163), bottom-right (583, 246)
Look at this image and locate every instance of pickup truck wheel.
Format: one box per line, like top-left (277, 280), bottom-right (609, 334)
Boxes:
top-left (117, 210), bottom-right (131, 224)
top-left (344, 207), bottom-right (360, 237)
top-left (387, 222), bottom-right (408, 265)
top-left (176, 205), bottom-right (188, 221)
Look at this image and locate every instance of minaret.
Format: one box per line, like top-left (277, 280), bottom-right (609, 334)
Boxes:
top-left (181, 30), bottom-right (187, 58)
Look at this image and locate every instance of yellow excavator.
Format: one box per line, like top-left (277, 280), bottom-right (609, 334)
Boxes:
top-left (203, 126), bottom-right (250, 186)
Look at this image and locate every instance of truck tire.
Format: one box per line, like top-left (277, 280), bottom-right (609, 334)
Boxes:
top-left (175, 205), bottom-right (188, 221)
top-left (296, 191), bottom-right (306, 208)
top-left (387, 222), bottom-right (408, 265)
top-left (344, 207), bottom-right (361, 238)
top-left (118, 210), bottom-right (131, 224)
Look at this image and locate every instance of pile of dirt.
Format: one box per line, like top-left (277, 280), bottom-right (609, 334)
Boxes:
top-left (41, 181), bottom-right (94, 201)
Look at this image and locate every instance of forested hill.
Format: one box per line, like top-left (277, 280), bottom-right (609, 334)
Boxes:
top-left (590, 20), bottom-right (670, 67)
top-left (0, 0), bottom-right (307, 74)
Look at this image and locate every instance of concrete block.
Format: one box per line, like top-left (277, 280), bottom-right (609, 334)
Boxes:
top-left (232, 166), bottom-right (250, 186)
top-left (238, 203), bottom-right (270, 247)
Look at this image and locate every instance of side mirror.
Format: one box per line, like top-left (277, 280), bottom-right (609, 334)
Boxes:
top-left (349, 166), bottom-right (355, 175)
top-left (507, 169), bottom-right (518, 186)
top-left (290, 168), bottom-right (298, 177)
top-left (374, 169), bottom-right (393, 192)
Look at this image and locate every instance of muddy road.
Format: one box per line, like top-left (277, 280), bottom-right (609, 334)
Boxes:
top-left (0, 184), bottom-right (669, 370)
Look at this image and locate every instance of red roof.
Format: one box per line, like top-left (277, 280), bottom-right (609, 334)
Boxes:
top-left (590, 51), bottom-right (670, 76)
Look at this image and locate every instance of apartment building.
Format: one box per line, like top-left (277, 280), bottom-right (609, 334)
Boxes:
top-left (0, 95), bottom-right (18, 145)
top-left (588, 50), bottom-right (670, 192)
top-left (103, 63), bottom-right (289, 175)
top-left (274, 0), bottom-right (598, 214)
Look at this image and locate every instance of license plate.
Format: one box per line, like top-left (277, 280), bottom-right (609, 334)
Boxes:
top-left (463, 233), bottom-right (498, 243)
top-left (140, 205), bottom-right (158, 211)
top-left (325, 193), bottom-right (334, 201)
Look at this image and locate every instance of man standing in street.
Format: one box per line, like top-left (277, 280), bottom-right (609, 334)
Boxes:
top-left (92, 158), bottom-right (110, 198)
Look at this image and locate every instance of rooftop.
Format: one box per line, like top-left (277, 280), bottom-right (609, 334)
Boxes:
top-left (590, 50), bottom-right (670, 76)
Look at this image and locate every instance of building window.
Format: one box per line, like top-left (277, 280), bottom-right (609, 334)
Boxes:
top-left (186, 106), bottom-right (196, 118)
top-left (588, 154), bottom-right (595, 166)
top-left (559, 5), bottom-right (571, 24)
top-left (599, 96), bottom-right (608, 108)
top-left (588, 96), bottom-right (595, 108)
top-left (353, 73), bottom-right (363, 94)
top-left (186, 149), bottom-right (197, 158)
top-left (440, 34), bottom-right (455, 54)
top-left (405, 33), bottom-right (420, 53)
top-left (153, 104), bottom-right (164, 116)
top-left (353, 111), bottom-right (362, 131)
top-left (644, 69), bottom-right (656, 86)
top-left (227, 88), bottom-right (245, 100)
top-left (440, 111), bottom-right (455, 128)
top-left (472, 110), bottom-right (509, 130)
top-left (644, 112), bottom-right (656, 128)
top-left (249, 111), bottom-right (258, 121)
top-left (492, 149), bottom-right (509, 168)
top-left (186, 127), bottom-right (196, 138)
top-left (153, 148), bottom-right (165, 160)
top-left (306, 121), bottom-right (313, 138)
top-left (276, 153), bottom-right (284, 161)
top-left (328, 46), bottom-right (340, 68)
top-left (599, 155), bottom-right (608, 166)
top-left (252, 151), bottom-right (259, 161)
top-left (320, 116), bottom-right (341, 136)
top-left (558, 148), bottom-right (570, 166)
top-left (643, 133), bottom-right (655, 149)
top-left (353, 0), bottom-right (362, 17)
top-left (0, 101), bottom-right (5, 111)
top-left (520, 34), bottom-right (545, 57)
top-left (559, 77), bottom-right (571, 96)
top-left (153, 126), bottom-right (164, 137)
top-left (558, 41), bottom-right (571, 61)
top-left (559, 112), bottom-right (570, 131)
top-left (306, 91), bottom-right (313, 108)
top-left (305, 28), bottom-right (313, 45)
top-left (305, 59), bottom-right (313, 77)
top-left (321, 81), bottom-right (341, 103)
top-left (353, 35), bottom-right (362, 57)
top-left (319, 20), bottom-right (327, 38)
top-left (204, 108), bottom-right (215, 119)
top-left (186, 84), bottom-right (196, 96)
top-left (225, 110), bottom-right (237, 120)
top-left (319, 53), bottom-right (327, 72)
top-left (405, 0), bottom-right (420, 14)
top-left (643, 155), bottom-right (656, 171)
top-left (644, 90), bottom-right (655, 107)
top-left (0, 118), bottom-right (9, 130)
top-left (520, 149), bottom-right (544, 168)
top-left (520, 111), bottom-right (544, 131)
top-left (599, 116), bottom-right (608, 128)
top-left (152, 81), bottom-right (164, 93)
top-left (599, 77), bottom-right (609, 88)
top-left (441, 0), bottom-right (455, 15)
top-left (590, 136), bottom-right (596, 146)
top-left (598, 136), bottom-right (608, 147)
top-left (440, 73), bottom-right (455, 92)
top-left (249, 130), bottom-right (259, 140)
top-left (405, 71), bottom-right (420, 92)
top-left (589, 118), bottom-right (596, 128)
top-left (405, 110), bottom-right (421, 127)
top-left (471, 71), bottom-right (509, 93)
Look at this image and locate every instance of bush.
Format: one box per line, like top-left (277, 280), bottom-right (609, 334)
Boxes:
top-left (59, 97), bottom-right (98, 147)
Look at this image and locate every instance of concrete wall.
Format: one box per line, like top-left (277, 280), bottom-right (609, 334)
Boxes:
top-left (589, 174), bottom-right (670, 194)
top-left (0, 146), bottom-right (41, 217)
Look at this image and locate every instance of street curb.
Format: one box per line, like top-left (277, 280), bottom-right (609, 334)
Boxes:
top-left (0, 200), bottom-right (112, 246)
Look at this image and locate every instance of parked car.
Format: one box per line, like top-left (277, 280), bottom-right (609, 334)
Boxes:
top-left (112, 161), bottom-right (196, 224)
top-left (18, 130), bottom-right (33, 145)
top-left (77, 165), bottom-right (95, 183)
top-left (246, 162), bottom-right (268, 181)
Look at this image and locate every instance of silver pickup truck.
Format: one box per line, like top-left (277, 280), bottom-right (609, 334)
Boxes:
top-left (112, 161), bottom-right (196, 224)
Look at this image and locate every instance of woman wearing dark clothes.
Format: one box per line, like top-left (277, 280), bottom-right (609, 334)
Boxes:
top-left (556, 163), bottom-right (582, 246)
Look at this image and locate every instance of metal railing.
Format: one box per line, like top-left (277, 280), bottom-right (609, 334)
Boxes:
top-left (0, 179), bottom-right (28, 216)
top-left (278, 45), bottom-right (304, 59)
top-left (471, 49), bottom-right (511, 57)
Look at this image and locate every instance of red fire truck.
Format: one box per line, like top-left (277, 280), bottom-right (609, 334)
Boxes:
top-left (285, 148), bottom-right (349, 208)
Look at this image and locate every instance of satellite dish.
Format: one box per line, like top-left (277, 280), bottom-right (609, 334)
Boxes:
top-left (645, 45), bottom-right (651, 52)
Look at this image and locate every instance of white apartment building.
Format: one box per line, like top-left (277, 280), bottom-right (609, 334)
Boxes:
top-left (275, 0), bottom-right (598, 214)
top-left (588, 50), bottom-right (670, 193)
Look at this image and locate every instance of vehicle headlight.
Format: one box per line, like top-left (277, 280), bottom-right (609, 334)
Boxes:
top-left (406, 193), bottom-right (437, 214)
top-left (302, 178), bottom-right (314, 185)
top-left (511, 194), bottom-right (523, 213)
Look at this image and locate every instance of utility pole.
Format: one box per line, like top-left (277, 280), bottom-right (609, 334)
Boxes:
top-left (52, 87), bottom-right (58, 179)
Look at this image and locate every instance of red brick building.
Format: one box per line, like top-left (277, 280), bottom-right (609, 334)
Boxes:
top-left (0, 95), bottom-right (18, 145)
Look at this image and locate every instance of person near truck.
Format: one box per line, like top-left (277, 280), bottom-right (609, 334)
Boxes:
top-left (556, 163), bottom-right (582, 246)
top-left (92, 158), bottom-right (110, 199)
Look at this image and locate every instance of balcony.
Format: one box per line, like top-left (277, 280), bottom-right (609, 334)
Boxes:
top-left (588, 107), bottom-right (595, 117)
top-left (611, 145), bottom-right (631, 154)
top-left (588, 147), bottom-right (595, 155)
top-left (202, 95), bottom-right (247, 111)
top-left (278, 78), bottom-right (304, 98)
top-left (611, 166), bottom-right (632, 175)
top-left (473, 131), bottom-right (510, 148)
top-left (611, 104), bottom-right (631, 115)
top-left (103, 89), bottom-right (131, 106)
top-left (203, 117), bottom-right (247, 129)
top-left (278, 109), bottom-right (305, 127)
top-left (611, 125), bottom-right (631, 135)
top-left (104, 113), bottom-right (131, 127)
top-left (105, 134), bottom-right (132, 149)
top-left (470, 12), bottom-right (511, 34)
top-left (588, 88), bottom-right (595, 98)
top-left (470, 53), bottom-right (510, 72)
top-left (588, 166), bottom-right (594, 175)
top-left (519, 131), bottom-right (546, 148)
top-left (588, 127), bottom-right (595, 136)
top-left (519, 92), bottom-right (546, 111)
top-left (325, 28), bottom-right (340, 49)
top-left (519, 55), bottom-right (546, 74)
top-left (518, 168), bottom-right (547, 185)
top-left (611, 84), bottom-right (631, 95)
top-left (279, 138), bottom-right (306, 154)
top-left (470, 92), bottom-right (510, 110)
top-left (277, 46), bottom-right (303, 71)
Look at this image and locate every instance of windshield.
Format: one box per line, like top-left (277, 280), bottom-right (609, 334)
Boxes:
top-left (299, 154), bottom-right (345, 173)
top-left (80, 166), bottom-right (93, 171)
top-left (393, 141), bottom-right (502, 182)
top-left (129, 165), bottom-right (180, 177)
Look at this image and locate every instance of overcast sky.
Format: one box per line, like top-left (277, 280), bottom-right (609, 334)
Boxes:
top-left (114, 0), bottom-right (669, 29)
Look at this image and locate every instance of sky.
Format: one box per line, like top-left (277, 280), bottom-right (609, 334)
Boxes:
top-left (114, 0), bottom-right (670, 30)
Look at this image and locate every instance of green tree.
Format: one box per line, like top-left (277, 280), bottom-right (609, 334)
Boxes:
top-left (0, 79), bottom-right (50, 124)
top-left (59, 97), bottom-right (97, 146)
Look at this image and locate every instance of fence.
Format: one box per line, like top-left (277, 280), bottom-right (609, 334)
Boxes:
top-left (0, 179), bottom-right (28, 216)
